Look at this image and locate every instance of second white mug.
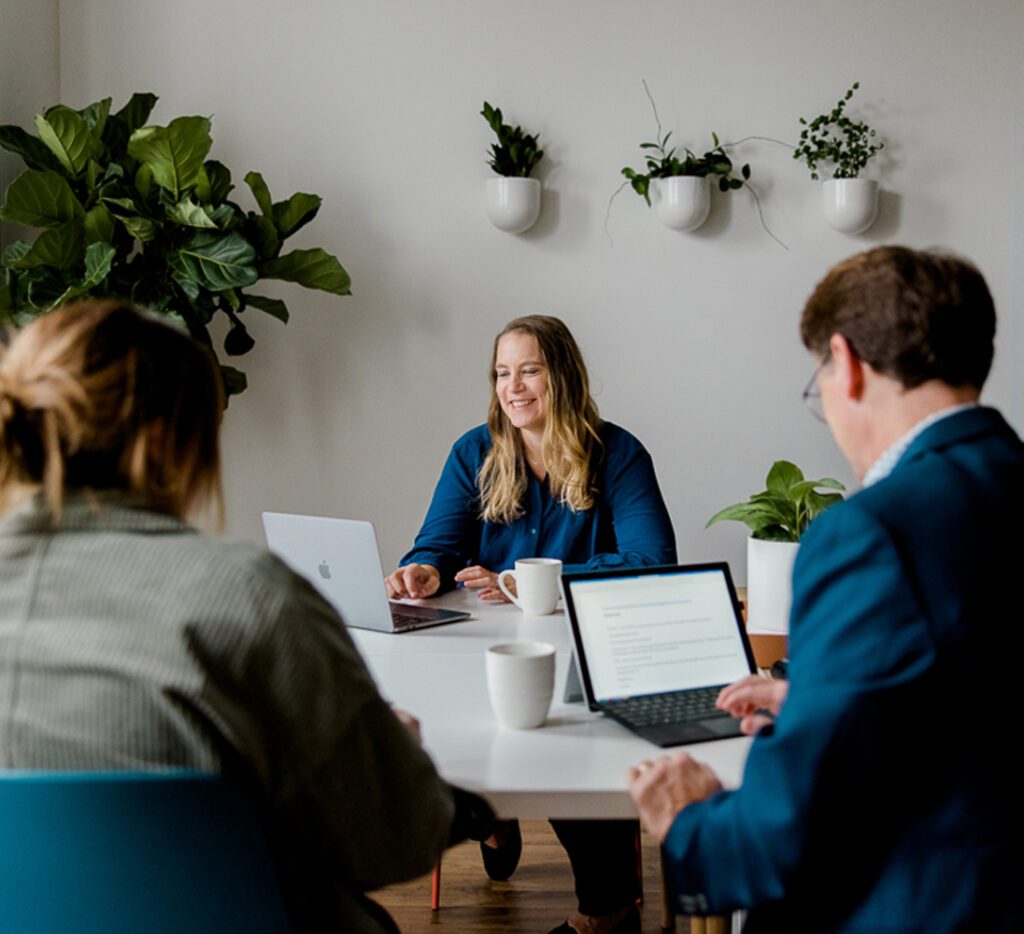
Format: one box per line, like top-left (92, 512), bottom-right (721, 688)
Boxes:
top-left (497, 557), bottom-right (563, 615)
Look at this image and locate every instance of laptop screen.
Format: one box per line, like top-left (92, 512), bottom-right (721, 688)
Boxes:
top-left (563, 565), bottom-right (753, 703)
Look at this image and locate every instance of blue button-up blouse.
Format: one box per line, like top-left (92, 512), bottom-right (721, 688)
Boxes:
top-left (401, 422), bottom-right (676, 590)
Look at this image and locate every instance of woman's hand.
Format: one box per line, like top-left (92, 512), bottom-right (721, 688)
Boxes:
top-left (454, 565), bottom-right (511, 602)
top-left (716, 674), bottom-right (789, 735)
top-left (385, 563), bottom-right (441, 600)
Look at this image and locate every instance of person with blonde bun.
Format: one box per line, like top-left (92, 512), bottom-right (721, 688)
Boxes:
top-left (0, 301), bottom-right (491, 934)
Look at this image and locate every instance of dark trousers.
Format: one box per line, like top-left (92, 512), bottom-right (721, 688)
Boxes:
top-left (550, 818), bottom-right (641, 916)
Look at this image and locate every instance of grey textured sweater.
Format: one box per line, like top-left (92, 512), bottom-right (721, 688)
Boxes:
top-left (0, 490), bottom-right (454, 933)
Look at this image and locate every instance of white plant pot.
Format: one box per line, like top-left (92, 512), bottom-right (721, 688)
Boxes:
top-left (486, 176), bottom-right (541, 233)
top-left (651, 176), bottom-right (711, 231)
top-left (822, 178), bottom-right (879, 234)
top-left (746, 537), bottom-right (800, 634)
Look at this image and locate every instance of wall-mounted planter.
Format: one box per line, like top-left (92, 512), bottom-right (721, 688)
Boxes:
top-left (486, 176), bottom-right (541, 233)
top-left (822, 178), bottom-right (879, 234)
top-left (651, 175), bottom-right (711, 231)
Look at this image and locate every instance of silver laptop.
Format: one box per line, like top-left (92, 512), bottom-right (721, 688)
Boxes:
top-left (262, 512), bottom-right (471, 633)
top-left (560, 562), bottom-right (756, 746)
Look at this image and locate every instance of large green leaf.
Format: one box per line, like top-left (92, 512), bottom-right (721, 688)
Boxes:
top-left (223, 312), bottom-right (255, 356)
top-left (220, 364), bottom-right (247, 397)
top-left (83, 241), bottom-right (116, 285)
top-left (201, 161), bottom-right (233, 203)
top-left (244, 171), bottom-right (273, 217)
top-left (262, 247), bottom-right (351, 295)
top-left (705, 502), bottom-right (784, 531)
top-left (49, 243), bottom-right (116, 308)
top-left (25, 267), bottom-right (73, 310)
top-left (245, 214), bottom-right (280, 260)
top-left (244, 293), bottom-right (289, 322)
top-left (1, 240), bottom-right (32, 270)
top-left (9, 220), bottom-right (85, 272)
top-left (0, 169), bottom-right (84, 227)
top-left (112, 92), bottom-right (158, 135)
top-left (77, 98), bottom-right (112, 139)
top-left (83, 203), bottom-right (116, 243)
top-left (0, 125), bottom-right (63, 172)
top-left (119, 215), bottom-right (158, 242)
top-left (272, 191), bottom-right (321, 238)
top-left (127, 115), bottom-right (213, 199)
top-left (170, 197), bottom-right (219, 229)
top-left (170, 230), bottom-right (259, 291)
top-left (765, 460), bottom-right (803, 495)
top-left (34, 106), bottom-right (97, 176)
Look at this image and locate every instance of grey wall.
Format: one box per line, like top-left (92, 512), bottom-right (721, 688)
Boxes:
top-left (1, 0), bottom-right (60, 252)
top-left (3, 0), bottom-right (1022, 581)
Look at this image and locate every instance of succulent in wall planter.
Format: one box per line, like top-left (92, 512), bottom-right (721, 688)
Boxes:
top-left (794, 82), bottom-right (885, 234)
top-left (0, 92), bottom-right (351, 401)
top-left (481, 101), bottom-right (544, 234)
top-left (706, 460), bottom-right (846, 633)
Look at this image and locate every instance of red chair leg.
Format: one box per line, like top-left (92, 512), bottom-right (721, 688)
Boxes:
top-left (431, 859), bottom-right (441, 910)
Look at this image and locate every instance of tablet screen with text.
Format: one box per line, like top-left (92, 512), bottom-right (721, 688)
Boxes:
top-left (565, 567), bottom-right (752, 703)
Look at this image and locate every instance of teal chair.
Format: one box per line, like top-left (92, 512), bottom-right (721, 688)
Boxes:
top-left (0, 771), bottom-right (294, 933)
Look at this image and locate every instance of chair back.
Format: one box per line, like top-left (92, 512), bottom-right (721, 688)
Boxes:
top-left (0, 770), bottom-right (294, 933)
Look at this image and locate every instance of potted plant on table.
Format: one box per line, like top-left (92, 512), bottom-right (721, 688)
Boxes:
top-left (0, 92), bottom-right (351, 402)
top-left (481, 101), bottom-right (544, 234)
top-left (793, 81), bottom-right (885, 234)
top-left (706, 460), bottom-right (845, 633)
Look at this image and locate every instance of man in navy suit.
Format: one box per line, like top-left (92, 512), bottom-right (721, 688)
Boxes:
top-left (629, 246), bottom-right (1023, 932)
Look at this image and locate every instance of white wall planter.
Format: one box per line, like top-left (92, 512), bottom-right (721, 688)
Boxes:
top-left (746, 537), bottom-right (800, 634)
top-left (651, 175), bottom-right (711, 231)
top-left (485, 176), bottom-right (541, 233)
top-left (822, 178), bottom-right (879, 234)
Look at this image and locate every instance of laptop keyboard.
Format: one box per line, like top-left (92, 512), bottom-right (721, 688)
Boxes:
top-left (612, 686), bottom-right (726, 727)
top-left (390, 610), bottom-right (426, 630)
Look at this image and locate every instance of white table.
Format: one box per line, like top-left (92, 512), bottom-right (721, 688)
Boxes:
top-left (352, 589), bottom-right (752, 819)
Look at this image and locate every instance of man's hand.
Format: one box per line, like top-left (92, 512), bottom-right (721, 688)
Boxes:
top-left (627, 753), bottom-right (723, 841)
top-left (717, 674), bottom-right (789, 735)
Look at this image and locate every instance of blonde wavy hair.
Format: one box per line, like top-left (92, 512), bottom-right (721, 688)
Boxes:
top-left (478, 315), bottom-right (602, 524)
top-left (0, 300), bottom-right (223, 523)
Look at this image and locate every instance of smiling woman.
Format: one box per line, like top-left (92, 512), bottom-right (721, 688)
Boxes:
top-left (382, 313), bottom-right (676, 934)
top-left (384, 314), bottom-right (674, 602)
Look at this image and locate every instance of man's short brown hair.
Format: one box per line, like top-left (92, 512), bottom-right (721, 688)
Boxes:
top-left (800, 246), bottom-right (996, 389)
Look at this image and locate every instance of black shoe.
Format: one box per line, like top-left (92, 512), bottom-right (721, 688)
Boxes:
top-left (480, 817), bottom-right (522, 881)
top-left (545, 904), bottom-right (641, 934)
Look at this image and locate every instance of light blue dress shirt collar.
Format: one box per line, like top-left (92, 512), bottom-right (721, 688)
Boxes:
top-left (861, 402), bottom-right (979, 487)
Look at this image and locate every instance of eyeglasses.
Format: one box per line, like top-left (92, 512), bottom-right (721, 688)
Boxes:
top-left (801, 352), bottom-right (831, 423)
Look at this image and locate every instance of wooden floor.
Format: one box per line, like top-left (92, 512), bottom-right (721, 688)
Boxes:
top-left (373, 819), bottom-right (707, 934)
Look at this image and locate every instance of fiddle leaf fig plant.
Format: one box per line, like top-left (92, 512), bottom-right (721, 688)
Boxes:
top-left (706, 460), bottom-right (846, 543)
top-left (482, 101), bottom-right (544, 178)
top-left (794, 82), bottom-right (884, 180)
top-left (0, 92), bottom-right (351, 400)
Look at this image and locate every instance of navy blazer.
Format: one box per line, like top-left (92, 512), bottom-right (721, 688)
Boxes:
top-left (663, 406), bottom-right (1024, 932)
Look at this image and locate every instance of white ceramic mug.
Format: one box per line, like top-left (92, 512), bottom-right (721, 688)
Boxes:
top-left (497, 558), bottom-right (563, 615)
top-left (485, 641), bottom-right (556, 729)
